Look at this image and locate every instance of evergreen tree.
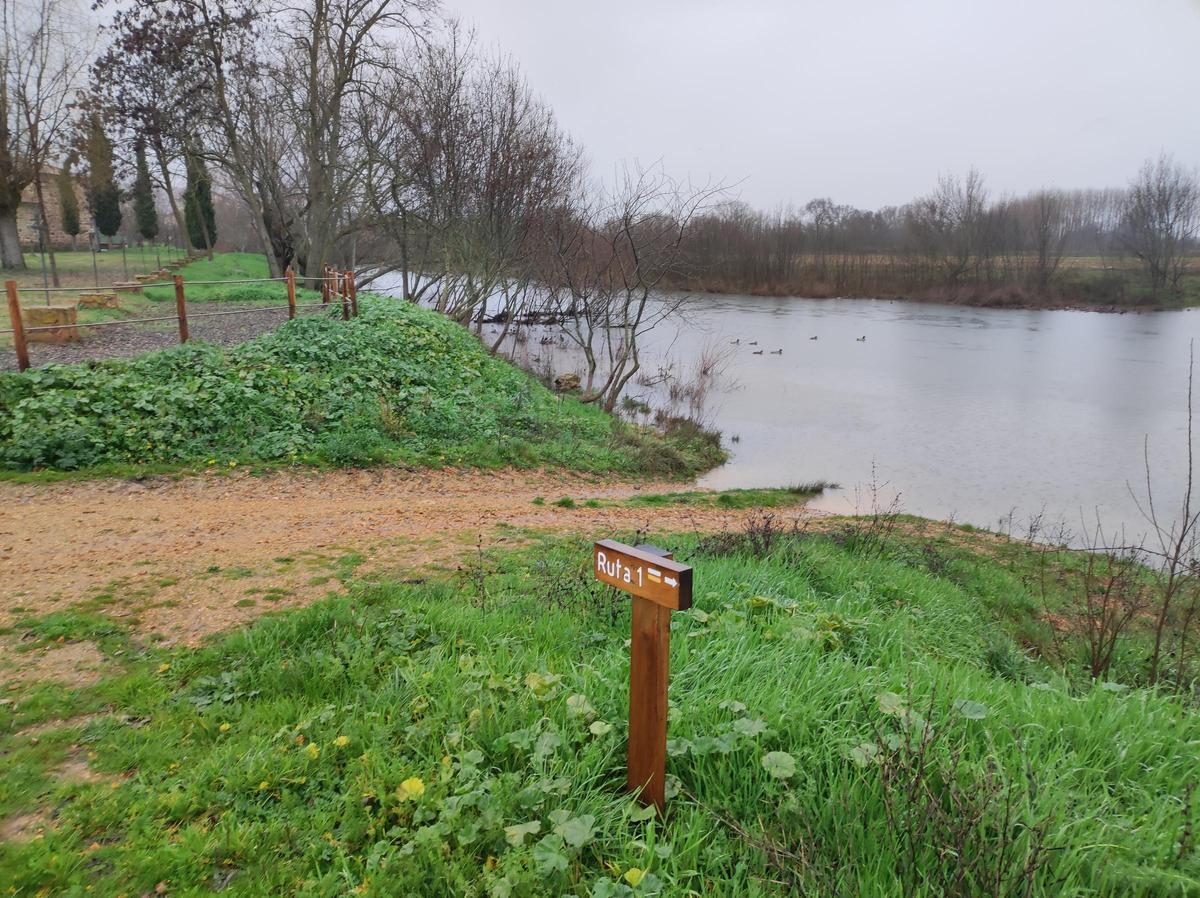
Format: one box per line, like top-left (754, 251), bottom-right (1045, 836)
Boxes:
top-left (84, 114), bottom-right (122, 240)
top-left (184, 152), bottom-right (216, 254)
top-left (57, 163), bottom-right (81, 250)
top-left (132, 140), bottom-right (159, 243)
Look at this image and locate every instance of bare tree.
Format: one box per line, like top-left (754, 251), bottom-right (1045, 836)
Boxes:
top-left (1130, 342), bottom-right (1200, 687)
top-left (1120, 154), bottom-right (1200, 295)
top-left (541, 163), bottom-right (723, 412)
top-left (1027, 190), bottom-right (1069, 290)
top-left (0, 0), bottom-right (89, 270)
top-left (359, 21), bottom-right (580, 342)
top-left (275, 0), bottom-right (434, 281)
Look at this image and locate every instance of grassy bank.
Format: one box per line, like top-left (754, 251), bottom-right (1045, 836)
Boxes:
top-left (0, 293), bottom-right (722, 477)
top-left (676, 256), bottom-right (1200, 311)
top-left (141, 253), bottom-right (323, 305)
top-left (8, 246), bottom-right (191, 291)
top-left (1, 524), bottom-right (1196, 895)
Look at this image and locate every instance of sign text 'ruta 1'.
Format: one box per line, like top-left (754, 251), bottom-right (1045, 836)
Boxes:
top-left (594, 539), bottom-right (692, 811)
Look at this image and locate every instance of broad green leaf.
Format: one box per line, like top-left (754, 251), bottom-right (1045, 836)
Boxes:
top-left (628, 802), bottom-right (657, 822)
top-left (762, 750), bottom-right (797, 780)
top-left (532, 834), bottom-right (568, 875)
top-left (732, 717), bottom-right (767, 737)
top-left (566, 694), bottom-right (595, 719)
top-left (848, 742), bottom-right (881, 767)
top-left (953, 699), bottom-right (989, 720)
top-left (877, 691), bottom-right (905, 716)
top-left (554, 814), bottom-right (596, 848)
top-left (503, 820), bottom-right (541, 847)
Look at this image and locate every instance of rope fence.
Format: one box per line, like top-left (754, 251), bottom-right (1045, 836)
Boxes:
top-left (3, 266), bottom-right (358, 372)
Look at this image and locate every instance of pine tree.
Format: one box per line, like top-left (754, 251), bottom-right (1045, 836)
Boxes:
top-left (84, 114), bottom-right (122, 240)
top-left (132, 140), bottom-right (159, 243)
top-left (184, 153), bottom-right (216, 254)
top-left (57, 163), bottom-right (81, 250)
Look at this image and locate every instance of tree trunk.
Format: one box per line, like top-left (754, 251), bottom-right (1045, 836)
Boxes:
top-left (31, 168), bottom-right (60, 286)
top-left (153, 141), bottom-right (190, 254)
top-left (0, 211), bottom-right (25, 271)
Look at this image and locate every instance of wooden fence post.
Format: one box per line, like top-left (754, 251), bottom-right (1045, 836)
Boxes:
top-left (340, 271), bottom-right (350, 321)
top-left (321, 266), bottom-right (330, 305)
top-left (346, 270), bottom-right (357, 318)
top-left (286, 268), bottom-right (297, 320)
top-left (5, 281), bottom-right (29, 372)
top-left (173, 275), bottom-right (189, 343)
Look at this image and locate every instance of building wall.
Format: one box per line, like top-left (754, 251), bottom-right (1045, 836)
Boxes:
top-left (16, 167), bottom-right (90, 250)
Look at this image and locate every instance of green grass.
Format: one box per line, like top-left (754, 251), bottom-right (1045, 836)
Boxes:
top-left (10, 245), bottom-right (189, 291)
top-left (626, 482), bottom-right (837, 510)
top-left (1, 528), bottom-right (1196, 896)
top-left (141, 252), bottom-right (322, 305)
top-left (1056, 267), bottom-right (1200, 309)
top-left (0, 292), bottom-right (724, 477)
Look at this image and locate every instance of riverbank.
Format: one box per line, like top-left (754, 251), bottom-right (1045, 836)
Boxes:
top-left (675, 264), bottom-right (1200, 312)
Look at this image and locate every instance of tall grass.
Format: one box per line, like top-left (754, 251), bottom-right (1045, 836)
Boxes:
top-left (1, 531), bottom-right (1195, 895)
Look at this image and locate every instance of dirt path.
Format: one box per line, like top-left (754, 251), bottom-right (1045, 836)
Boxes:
top-left (0, 467), bottom-right (817, 649)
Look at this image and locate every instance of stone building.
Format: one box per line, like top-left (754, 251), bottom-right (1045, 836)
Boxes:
top-left (16, 166), bottom-right (90, 250)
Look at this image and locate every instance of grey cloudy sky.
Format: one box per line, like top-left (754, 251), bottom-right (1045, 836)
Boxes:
top-left (445, 0), bottom-right (1200, 210)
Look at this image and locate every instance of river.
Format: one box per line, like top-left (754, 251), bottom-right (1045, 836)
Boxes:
top-left (377, 277), bottom-right (1200, 542)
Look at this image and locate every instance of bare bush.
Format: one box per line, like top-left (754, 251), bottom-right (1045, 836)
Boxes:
top-left (859, 687), bottom-right (1054, 898)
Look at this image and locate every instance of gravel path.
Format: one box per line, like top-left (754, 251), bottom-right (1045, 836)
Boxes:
top-left (1, 302), bottom-right (332, 371)
top-left (0, 467), bottom-right (825, 648)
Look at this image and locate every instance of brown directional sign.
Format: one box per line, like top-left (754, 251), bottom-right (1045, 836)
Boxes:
top-left (593, 539), bottom-right (692, 610)
top-left (594, 539), bottom-right (694, 812)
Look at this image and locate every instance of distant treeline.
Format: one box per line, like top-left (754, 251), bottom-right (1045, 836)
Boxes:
top-left (674, 160), bottom-right (1200, 308)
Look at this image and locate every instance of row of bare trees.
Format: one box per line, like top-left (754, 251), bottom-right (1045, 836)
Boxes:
top-left (1, 0), bottom-right (719, 412)
top-left (0, 0), bottom-right (92, 268)
top-left (679, 158), bottom-right (1199, 303)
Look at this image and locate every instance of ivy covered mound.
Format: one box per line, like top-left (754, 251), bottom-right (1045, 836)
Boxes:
top-left (0, 297), bottom-right (721, 475)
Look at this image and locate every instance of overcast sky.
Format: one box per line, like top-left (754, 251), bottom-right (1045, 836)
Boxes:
top-left (444, 0), bottom-right (1200, 211)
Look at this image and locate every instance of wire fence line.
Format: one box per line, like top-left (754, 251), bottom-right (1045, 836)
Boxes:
top-left (3, 266), bottom-right (358, 373)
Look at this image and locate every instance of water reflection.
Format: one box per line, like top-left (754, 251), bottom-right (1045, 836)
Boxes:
top-left (375, 275), bottom-right (1200, 540)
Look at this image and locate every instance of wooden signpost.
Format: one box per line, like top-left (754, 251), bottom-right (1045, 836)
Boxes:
top-left (593, 539), bottom-right (692, 812)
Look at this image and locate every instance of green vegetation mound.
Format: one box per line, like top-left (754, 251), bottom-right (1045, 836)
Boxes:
top-left (1, 530), bottom-right (1196, 895)
top-left (0, 296), bottom-right (721, 476)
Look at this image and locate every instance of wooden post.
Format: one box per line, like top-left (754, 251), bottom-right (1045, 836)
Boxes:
top-left (628, 595), bottom-right (671, 809)
top-left (285, 268), bottom-right (297, 320)
top-left (173, 275), bottom-right (188, 343)
top-left (5, 281), bottom-right (29, 372)
top-left (321, 266), bottom-right (330, 305)
top-left (340, 271), bottom-right (349, 321)
top-left (346, 270), bottom-right (358, 318)
top-left (593, 540), bottom-right (692, 813)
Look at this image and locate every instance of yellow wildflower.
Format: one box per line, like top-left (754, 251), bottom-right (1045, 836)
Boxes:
top-left (624, 868), bottom-right (646, 887)
top-left (398, 777), bottom-right (425, 800)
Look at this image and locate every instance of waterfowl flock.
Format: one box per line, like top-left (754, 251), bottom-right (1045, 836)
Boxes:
top-left (730, 334), bottom-right (867, 354)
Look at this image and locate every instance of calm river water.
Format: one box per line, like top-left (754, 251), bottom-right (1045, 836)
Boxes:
top-left (379, 277), bottom-right (1200, 540)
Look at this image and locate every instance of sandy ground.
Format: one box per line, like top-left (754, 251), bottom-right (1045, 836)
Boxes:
top-left (0, 467), bottom-right (818, 653)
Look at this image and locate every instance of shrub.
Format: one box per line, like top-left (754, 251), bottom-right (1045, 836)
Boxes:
top-left (0, 297), bottom-right (720, 478)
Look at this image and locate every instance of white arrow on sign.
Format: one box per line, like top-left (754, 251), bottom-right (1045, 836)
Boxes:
top-left (664, 576), bottom-right (678, 587)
